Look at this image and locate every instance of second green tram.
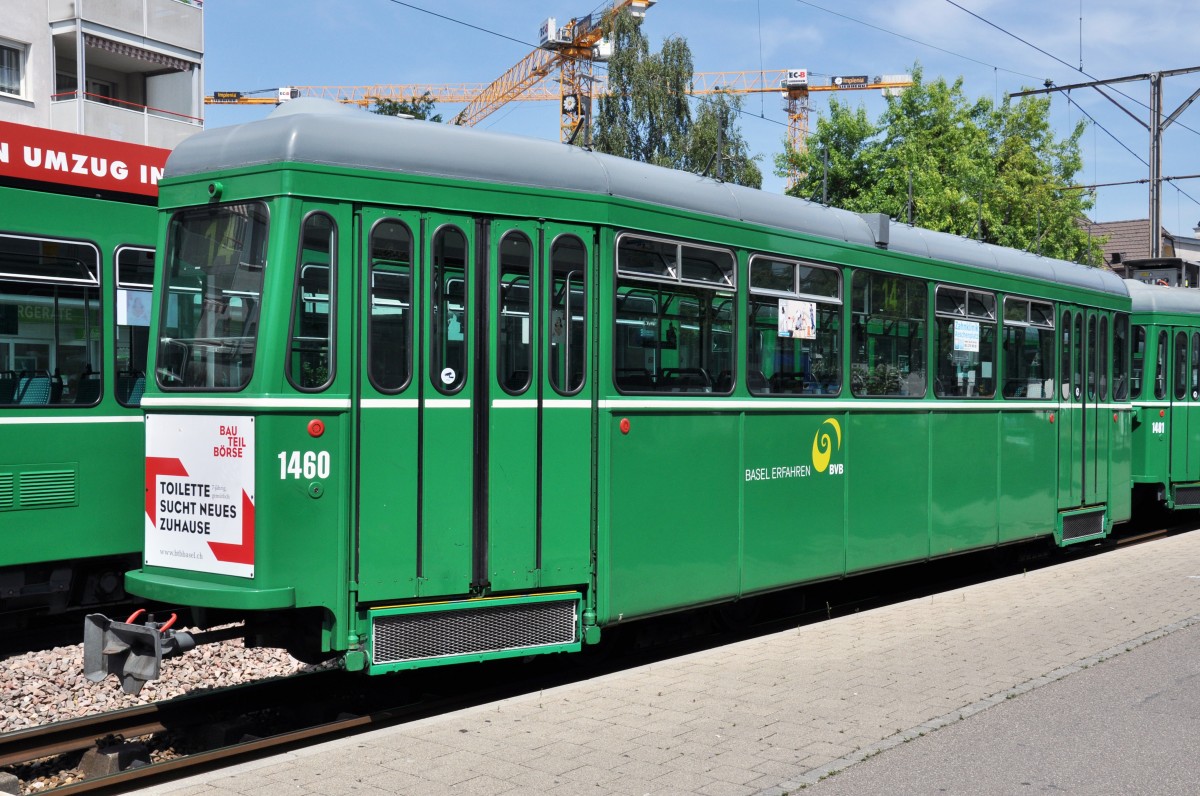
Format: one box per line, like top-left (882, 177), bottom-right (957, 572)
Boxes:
top-left (1127, 279), bottom-right (1200, 508)
top-left (85, 100), bottom-right (1133, 692)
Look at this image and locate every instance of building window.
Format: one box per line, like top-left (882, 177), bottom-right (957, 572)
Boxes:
top-left (0, 40), bottom-right (27, 98)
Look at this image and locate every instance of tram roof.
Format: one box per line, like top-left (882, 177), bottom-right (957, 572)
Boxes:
top-left (1125, 278), bottom-right (1200, 313)
top-left (170, 99), bottom-right (1125, 298)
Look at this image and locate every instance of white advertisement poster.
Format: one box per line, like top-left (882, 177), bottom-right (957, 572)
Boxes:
top-left (779, 298), bottom-right (817, 340)
top-left (953, 319), bottom-right (980, 353)
top-left (145, 414), bottom-right (255, 578)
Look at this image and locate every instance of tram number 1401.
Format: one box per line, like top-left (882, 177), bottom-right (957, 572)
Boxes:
top-left (278, 450), bottom-right (331, 480)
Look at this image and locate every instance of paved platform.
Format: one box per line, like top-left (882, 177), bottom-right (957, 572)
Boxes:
top-left (145, 530), bottom-right (1200, 796)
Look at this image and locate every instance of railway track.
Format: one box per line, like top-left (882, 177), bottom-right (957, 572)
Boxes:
top-left (3, 522), bottom-right (1192, 795)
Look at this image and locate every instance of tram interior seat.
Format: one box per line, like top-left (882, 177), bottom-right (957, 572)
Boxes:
top-left (660, 367), bottom-right (711, 392)
top-left (15, 372), bottom-right (53, 405)
top-left (713, 370), bottom-right (733, 393)
top-left (747, 370), bottom-right (769, 393)
top-left (116, 371), bottom-right (146, 405)
top-left (49, 374), bottom-right (64, 403)
top-left (769, 371), bottom-right (808, 394)
top-left (75, 372), bottom-right (102, 404)
top-left (616, 368), bottom-right (655, 391)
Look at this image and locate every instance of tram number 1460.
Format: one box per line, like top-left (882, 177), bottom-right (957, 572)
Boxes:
top-left (278, 450), bottom-right (331, 480)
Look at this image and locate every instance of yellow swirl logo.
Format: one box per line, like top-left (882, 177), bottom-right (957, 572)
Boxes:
top-left (812, 417), bottom-right (842, 473)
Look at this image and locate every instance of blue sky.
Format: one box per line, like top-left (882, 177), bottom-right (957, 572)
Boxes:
top-left (201, 0), bottom-right (1200, 236)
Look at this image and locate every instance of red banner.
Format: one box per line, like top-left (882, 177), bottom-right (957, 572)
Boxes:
top-left (0, 120), bottom-right (170, 198)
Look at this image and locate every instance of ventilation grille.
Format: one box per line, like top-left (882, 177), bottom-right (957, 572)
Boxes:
top-left (1175, 485), bottom-right (1200, 508)
top-left (1062, 510), bottom-right (1105, 542)
top-left (0, 473), bottom-right (13, 510)
top-left (19, 470), bottom-right (77, 509)
top-left (372, 597), bottom-right (578, 666)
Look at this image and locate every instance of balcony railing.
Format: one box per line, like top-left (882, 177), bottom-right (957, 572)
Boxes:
top-left (51, 91), bottom-right (202, 148)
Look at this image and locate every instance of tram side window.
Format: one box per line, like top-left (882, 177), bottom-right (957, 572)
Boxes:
top-left (747, 255), bottom-right (841, 395)
top-left (934, 285), bottom-right (996, 398)
top-left (1174, 331), bottom-right (1188, 401)
top-left (114, 247), bottom-right (154, 406)
top-left (549, 235), bottom-right (587, 395)
top-left (1060, 311), bottom-right (1072, 400)
top-left (1192, 332), bottom-right (1200, 401)
top-left (1001, 298), bottom-right (1054, 399)
top-left (850, 271), bottom-right (926, 397)
top-left (1154, 330), bottom-right (1168, 400)
top-left (0, 234), bottom-right (100, 406)
top-left (367, 220), bottom-right (413, 392)
top-left (613, 233), bottom-right (735, 394)
top-left (430, 225), bottom-right (468, 395)
top-left (287, 213), bottom-right (336, 391)
top-left (1130, 325), bottom-right (1145, 399)
top-left (159, 203), bottom-right (268, 390)
top-left (1112, 315), bottom-right (1129, 401)
top-left (497, 231), bottom-right (532, 395)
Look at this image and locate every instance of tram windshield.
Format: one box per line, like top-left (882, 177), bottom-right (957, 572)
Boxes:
top-left (157, 202), bottom-right (268, 390)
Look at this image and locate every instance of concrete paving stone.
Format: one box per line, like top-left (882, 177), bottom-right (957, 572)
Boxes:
top-left (257, 762), bottom-right (334, 787)
top-left (520, 752), bottom-right (593, 776)
top-left (558, 762), bottom-right (628, 786)
top-left (360, 768), bottom-right (428, 792)
top-left (625, 743), bottom-right (685, 765)
top-left (214, 782), bottom-right (296, 796)
top-left (369, 729), bottom-right (453, 763)
top-left (249, 760), bottom-right (308, 781)
top-left (649, 767), bottom-right (720, 793)
top-left (614, 757), bottom-right (676, 781)
top-left (696, 780), bottom-right (759, 796)
top-left (573, 747), bottom-right (643, 772)
top-left (699, 763), bottom-right (762, 786)
top-left (452, 773), bottom-right (520, 794)
top-left (410, 760), bottom-right (490, 786)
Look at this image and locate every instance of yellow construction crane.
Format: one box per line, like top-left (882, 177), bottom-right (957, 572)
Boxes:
top-left (208, 69), bottom-right (911, 188)
top-left (453, 0), bottom-right (655, 141)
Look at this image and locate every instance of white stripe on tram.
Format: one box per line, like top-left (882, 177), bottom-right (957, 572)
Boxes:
top-left (0, 415), bottom-right (144, 425)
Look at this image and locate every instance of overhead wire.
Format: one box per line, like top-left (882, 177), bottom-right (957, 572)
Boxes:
top-left (941, 0), bottom-right (1200, 209)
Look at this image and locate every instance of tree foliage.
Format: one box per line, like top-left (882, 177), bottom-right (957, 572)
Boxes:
top-left (593, 11), bottom-right (761, 187)
top-left (777, 66), bottom-right (1104, 264)
top-left (372, 93), bottom-right (442, 123)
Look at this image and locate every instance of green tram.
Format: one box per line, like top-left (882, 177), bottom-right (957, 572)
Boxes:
top-left (0, 119), bottom-right (166, 622)
top-left (84, 100), bottom-right (1133, 691)
top-left (1127, 279), bottom-right (1200, 509)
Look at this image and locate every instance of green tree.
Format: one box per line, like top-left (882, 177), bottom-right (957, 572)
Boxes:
top-left (777, 66), bottom-right (1103, 264)
top-left (593, 10), bottom-right (760, 186)
top-left (687, 91), bottom-right (763, 188)
top-left (372, 93), bottom-right (442, 122)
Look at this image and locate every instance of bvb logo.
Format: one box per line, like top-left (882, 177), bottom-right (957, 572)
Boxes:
top-left (812, 418), bottom-right (842, 473)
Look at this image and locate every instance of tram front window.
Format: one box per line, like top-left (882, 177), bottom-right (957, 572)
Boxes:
top-left (157, 203), bottom-right (268, 390)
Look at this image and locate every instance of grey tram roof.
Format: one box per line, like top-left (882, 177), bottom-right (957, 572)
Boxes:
top-left (169, 98), bottom-right (1125, 299)
top-left (1126, 278), bottom-right (1200, 313)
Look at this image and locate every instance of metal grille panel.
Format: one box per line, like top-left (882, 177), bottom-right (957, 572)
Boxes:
top-left (1062, 511), bottom-right (1104, 542)
top-left (19, 470), bottom-right (76, 509)
top-left (1175, 485), bottom-right (1200, 507)
top-left (0, 473), bottom-right (13, 510)
top-left (372, 598), bottom-right (578, 665)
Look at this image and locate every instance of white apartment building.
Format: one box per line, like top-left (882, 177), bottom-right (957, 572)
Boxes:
top-left (1, 0), bottom-right (203, 148)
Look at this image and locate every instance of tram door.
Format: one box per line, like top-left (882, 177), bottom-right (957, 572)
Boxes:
top-left (1058, 308), bottom-right (1109, 509)
top-left (355, 211), bottom-right (594, 601)
top-left (486, 223), bottom-right (594, 594)
top-left (354, 208), bottom-right (478, 600)
top-left (1168, 330), bottom-right (1200, 486)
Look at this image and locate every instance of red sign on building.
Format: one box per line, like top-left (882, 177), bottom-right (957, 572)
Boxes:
top-left (0, 120), bottom-right (170, 198)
